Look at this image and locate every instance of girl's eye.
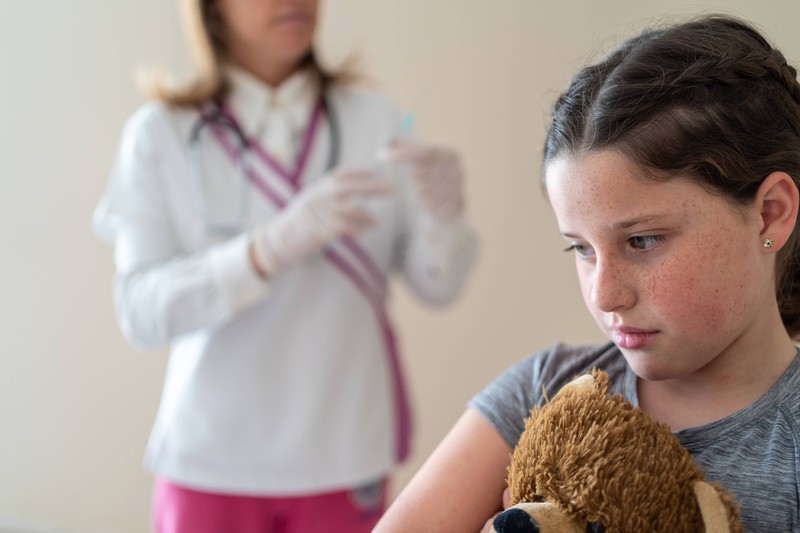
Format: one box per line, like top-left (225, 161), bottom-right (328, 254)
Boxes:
top-left (629, 235), bottom-right (664, 251)
top-left (564, 243), bottom-right (594, 258)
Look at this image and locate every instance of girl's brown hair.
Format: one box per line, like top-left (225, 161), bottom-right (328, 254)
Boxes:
top-left (543, 15), bottom-right (800, 337)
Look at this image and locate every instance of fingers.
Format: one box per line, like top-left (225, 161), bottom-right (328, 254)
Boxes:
top-left (313, 170), bottom-right (386, 236)
top-left (380, 139), bottom-right (456, 166)
top-left (376, 140), bottom-right (463, 199)
top-left (480, 513), bottom-right (499, 533)
top-left (477, 489), bottom-right (510, 533)
top-left (256, 168), bottom-right (390, 273)
top-left (412, 168), bottom-right (463, 220)
top-left (331, 169), bottom-right (393, 200)
top-left (377, 140), bottom-right (464, 220)
top-left (476, 488), bottom-right (511, 533)
top-left (333, 204), bottom-right (377, 234)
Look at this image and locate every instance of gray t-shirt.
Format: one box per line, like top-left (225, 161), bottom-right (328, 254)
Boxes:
top-left (468, 342), bottom-right (800, 532)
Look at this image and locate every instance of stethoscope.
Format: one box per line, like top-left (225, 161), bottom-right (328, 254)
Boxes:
top-left (188, 93), bottom-right (340, 235)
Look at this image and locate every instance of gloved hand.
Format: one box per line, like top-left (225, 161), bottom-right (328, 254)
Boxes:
top-left (381, 139), bottom-right (465, 221)
top-left (250, 168), bottom-right (391, 277)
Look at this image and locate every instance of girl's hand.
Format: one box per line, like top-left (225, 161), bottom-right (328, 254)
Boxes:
top-left (479, 488), bottom-right (511, 533)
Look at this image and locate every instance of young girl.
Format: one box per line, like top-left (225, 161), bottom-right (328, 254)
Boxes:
top-left (92, 0), bottom-right (477, 531)
top-left (375, 15), bottom-right (800, 533)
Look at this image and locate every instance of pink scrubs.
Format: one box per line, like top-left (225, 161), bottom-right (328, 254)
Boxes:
top-left (153, 477), bottom-right (387, 533)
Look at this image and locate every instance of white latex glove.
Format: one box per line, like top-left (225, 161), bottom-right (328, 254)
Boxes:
top-left (381, 139), bottom-right (465, 221)
top-left (250, 168), bottom-right (391, 277)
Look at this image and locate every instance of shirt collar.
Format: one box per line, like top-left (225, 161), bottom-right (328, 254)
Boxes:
top-left (224, 63), bottom-right (319, 138)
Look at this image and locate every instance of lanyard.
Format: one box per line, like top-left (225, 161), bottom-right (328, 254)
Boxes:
top-left (202, 97), bottom-right (412, 463)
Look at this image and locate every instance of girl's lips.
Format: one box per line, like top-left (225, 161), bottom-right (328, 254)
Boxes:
top-left (612, 328), bottom-right (658, 350)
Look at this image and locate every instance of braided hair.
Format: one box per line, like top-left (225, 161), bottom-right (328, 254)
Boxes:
top-left (544, 15), bottom-right (800, 337)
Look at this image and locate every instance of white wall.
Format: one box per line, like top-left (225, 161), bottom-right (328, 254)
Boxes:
top-left (2, 1), bottom-right (799, 531)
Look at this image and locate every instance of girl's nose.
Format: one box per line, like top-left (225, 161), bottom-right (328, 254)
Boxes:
top-left (590, 260), bottom-right (635, 313)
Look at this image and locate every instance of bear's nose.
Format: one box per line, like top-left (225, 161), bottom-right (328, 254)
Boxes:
top-left (492, 508), bottom-right (539, 533)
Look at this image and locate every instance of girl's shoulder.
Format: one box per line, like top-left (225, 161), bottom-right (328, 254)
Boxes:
top-left (515, 342), bottom-right (626, 394)
top-left (468, 342), bottom-right (628, 448)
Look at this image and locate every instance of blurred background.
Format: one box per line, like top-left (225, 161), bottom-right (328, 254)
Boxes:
top-left (2, 1), bottom-right (799, 531)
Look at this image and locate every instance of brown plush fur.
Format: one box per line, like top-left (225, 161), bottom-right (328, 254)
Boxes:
top-left (506, 370), bottom-right (742, 532)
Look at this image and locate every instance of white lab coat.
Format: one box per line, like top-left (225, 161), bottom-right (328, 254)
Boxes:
top-left (93, 67), bottom-right (478, 496)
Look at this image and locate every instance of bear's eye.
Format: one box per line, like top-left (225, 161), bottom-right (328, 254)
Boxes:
top-left (586, 523), bottom-right (605, 533)
top-left (532, 495), bottom-right (545, 503)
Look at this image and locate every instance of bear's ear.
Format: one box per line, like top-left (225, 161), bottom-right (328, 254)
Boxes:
top-left (558, 373), bottom-right (596, 396)
top-left (693, 481), bottom-right (738, 533)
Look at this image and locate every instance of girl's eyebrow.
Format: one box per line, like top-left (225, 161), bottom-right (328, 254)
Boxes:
top-left (560, 213), bottom-right (675, 238)
top-left (610, 213), bottom-right (673, 231)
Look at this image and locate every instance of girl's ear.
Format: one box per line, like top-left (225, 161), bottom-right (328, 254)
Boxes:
top-left (757, 171), bottom-right (799, 252)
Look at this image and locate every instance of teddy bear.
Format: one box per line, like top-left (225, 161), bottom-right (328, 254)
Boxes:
top-left (491, 369), bottom-right (742, 533)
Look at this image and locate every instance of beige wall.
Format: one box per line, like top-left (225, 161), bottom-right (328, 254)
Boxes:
top-left (3, 1), bottom-right (799, 531)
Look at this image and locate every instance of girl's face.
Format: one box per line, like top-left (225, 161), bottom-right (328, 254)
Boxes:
top-left (218, 0), bottom-right (318, 71)
top-left (545, 150), bottom-right (776, 382)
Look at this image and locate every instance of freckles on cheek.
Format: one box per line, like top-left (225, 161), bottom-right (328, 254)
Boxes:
top-left (675, 292), bottom-right (727, 333)
top-left (653, 261), bottom-right (728, 333)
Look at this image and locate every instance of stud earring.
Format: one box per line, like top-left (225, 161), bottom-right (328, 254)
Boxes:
top-left (763, 237), bottom-right (774, 249)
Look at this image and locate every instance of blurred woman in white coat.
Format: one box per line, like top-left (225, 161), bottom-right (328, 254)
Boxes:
top-left (92, 0), bottom-right (478, 531)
